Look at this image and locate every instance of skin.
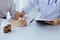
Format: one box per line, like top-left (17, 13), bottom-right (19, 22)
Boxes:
top-left (14, 12), bottom-right (26, 26)
top-left (46, 19), bottom-right (60, 26)
top-left (14, 12), bottom-right (25, 20)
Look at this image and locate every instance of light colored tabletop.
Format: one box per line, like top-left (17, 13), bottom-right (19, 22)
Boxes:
top-left (0, 20), bottom-right (60, 40)
top-left (0, 9), bottom-right (60, 40)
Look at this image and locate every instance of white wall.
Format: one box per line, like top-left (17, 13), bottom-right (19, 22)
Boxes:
top-left (14, 0), bottom-right (28, 11)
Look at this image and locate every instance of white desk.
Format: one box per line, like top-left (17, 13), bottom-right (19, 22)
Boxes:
top-left (0, 11), bottom-right (60, 40)
top-left (0, 20), bottom-right (60, 40)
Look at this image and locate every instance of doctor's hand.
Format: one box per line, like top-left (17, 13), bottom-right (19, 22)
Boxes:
top-left (46, 19), bottom-right (60, 26)
top-left (14, 12), bottom-right (25, 20)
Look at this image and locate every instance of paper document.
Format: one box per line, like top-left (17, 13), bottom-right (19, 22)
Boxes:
top-left (35, 16), bottom-right (52, 22)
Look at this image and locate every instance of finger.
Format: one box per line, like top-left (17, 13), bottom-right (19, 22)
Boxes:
top-left (58, 19), bottom-right (60, 24)
top-left (19, 19), bottom-right (25, 26)
top-left (18, 17), bottom-right (26, 26)
top-left (21, 21), bottom-right (26, 27)
top-left (22, 19), bottom-right (26, 25)
top-left (20, 17), bottom-right (26, 22)
top-left (46, 21), bottom-right (53, 24)
top-left (20, 20), bottom-right (24, 24)
top-left (46, 19), bottom-right (59, 25)
top-left (19, 21), bottom-right (25, 27)
top-left (46, 21), bottom-right (56, 25)
top-left (52, 19), bottom-right (58, 25)
top-left (47, 22), bottom-right (57, 25)
top-left (20, 19), bottom-right (26, 27)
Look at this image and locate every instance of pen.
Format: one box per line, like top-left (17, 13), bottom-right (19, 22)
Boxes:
top-left (55, 0), bottom-right (57, 3)
top-left (30, 18), bottom-right (34, 23)
top-left (48, 0), bottom-right (50, 5)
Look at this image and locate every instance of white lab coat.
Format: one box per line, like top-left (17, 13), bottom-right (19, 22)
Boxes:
top-left (22, 0), bottom-right (60, 20)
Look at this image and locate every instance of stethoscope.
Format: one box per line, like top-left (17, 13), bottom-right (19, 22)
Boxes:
top-left (48, 0), bottom-right (57, 7)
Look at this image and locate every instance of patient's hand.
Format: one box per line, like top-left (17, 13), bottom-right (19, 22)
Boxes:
top-left (10, 17), bottom-right (26, 27)
top-left (13, 11), bottom-right (26, 26)
top-left (18, 17), bottom-right (26, 27)
top-left (14, 12), bottom-right (25, 20)
top-left (46, 19), bottom-right (60, 26)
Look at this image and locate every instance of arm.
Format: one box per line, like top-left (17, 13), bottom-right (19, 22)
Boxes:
top-left (9, 0), bottom-right (26, 26)
top-left (22, 0), bottom-right (39, 14)
top-left (9, 0), bottom-right (24, 19)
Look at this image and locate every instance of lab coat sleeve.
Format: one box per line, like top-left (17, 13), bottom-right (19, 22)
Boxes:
top-left (9, 0), bottom-right (17, 17)
top-left (22, 0), bottom-right (38, 14)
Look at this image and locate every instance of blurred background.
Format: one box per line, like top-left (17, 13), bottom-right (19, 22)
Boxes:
top-left (14, 0), bottom-right (28, 11)
top-left (14, 0), bottom-right (39, 18)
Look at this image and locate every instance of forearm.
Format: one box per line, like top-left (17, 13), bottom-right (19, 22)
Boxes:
top-left (22, 0), bottom-right (38, 14)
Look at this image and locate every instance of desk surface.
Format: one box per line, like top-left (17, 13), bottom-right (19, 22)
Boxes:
top-left (0, 11), bottom-right (60, 40)
top-left (0, 20), bottom-right (60, 40)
